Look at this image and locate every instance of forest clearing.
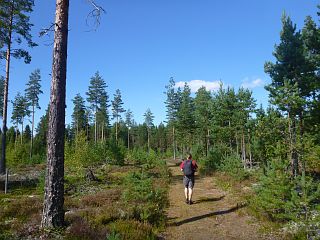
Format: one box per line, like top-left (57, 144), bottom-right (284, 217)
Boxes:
top-left (0, 1), bottom-right (320, 239)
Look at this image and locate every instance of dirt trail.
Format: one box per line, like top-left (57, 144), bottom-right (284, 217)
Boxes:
top-left (163, 159), bottom-right (276, 240)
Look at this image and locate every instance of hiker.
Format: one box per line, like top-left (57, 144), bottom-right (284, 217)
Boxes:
top-left (180, 154), bottom-right (198, 205)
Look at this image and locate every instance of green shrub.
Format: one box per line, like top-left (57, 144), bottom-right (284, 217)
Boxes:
top-left (251, 159), bottom-right (320, 226)
top-left (65, 132), bottom-right (126, 174)
top-left (199, 144), bottom-right (231, 173)
top-left (218, 153), bottom-right (249, 180)
top-left (122, 171), bottom-right (168, 225)
top-left (108, 220), bottom-right (155, 240)
top-left (7, 142), bottom-right (30, 167)
top-left (105, 141), bottom-right (125, 166)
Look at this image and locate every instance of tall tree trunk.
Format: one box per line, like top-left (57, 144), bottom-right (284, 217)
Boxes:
top-left (41, 0), bottom-right (69, 228)
top-left (101, 123), bottom-right (104, 141)
top-left (86, 115), bottom-right (89, 139)
top-left (30, 105), bottom-right (35, 159)
top-left (0, 5), bottom-right (13, 174)
top-left (206, 129), bottom-right (210, 157)
top-left (127, 128), bottom-right (130, 150)
top-left (291, 118), bottom-right (298, 177)
top-left (94, 109), bottom-right (97, 143)
top-left (147, 128), bottom-right (150, 153)
top-left (299, 113), bottom-right (305, 176)
top-left (76, 119), bottom-right (79, 137)
top-left (115, 116), bottom-right (118, 143)
top-left (21, 121), bottom-right (24, 144)
top-left (248, 129), bottom-right (252, 169)
top-left (288, 111), bottom-right (298, 177)
top-left (173, 126), bottom-right (176, 160)
top-left (242, 131), bottom-right (246, 169)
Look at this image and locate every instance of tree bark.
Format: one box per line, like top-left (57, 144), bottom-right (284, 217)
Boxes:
top-left (41, 0), bottom-right (69, 228)
top-left (30, 105), bottom-right (35, 159)
top-left (94, 108), bottom-right (97, 143)
top-left (173, 126), bottom-right (176, 160)
top-left (0, 5), bottom-right (13, 174)
top-left (127, 128), bottom-right (130, 150)
top-left (21, 120), bottom-right (24, 144)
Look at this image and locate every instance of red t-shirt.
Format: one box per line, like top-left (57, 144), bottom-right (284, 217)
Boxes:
top-left (180, 159), bottom-right (198, 172)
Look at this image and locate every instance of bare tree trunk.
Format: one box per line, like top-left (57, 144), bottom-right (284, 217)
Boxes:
top-left (147, 128), bottom-right (150, 153)
top-left (173, 126), bottom-right (176, 160)
top-left (127, 128), bottom-right (130, 150)
top-left (101, 123), bottom-right (104, 141)
top-left (41, 0), bottom-right (69, 228)
top-left (94, 109), bottom-right (97, 143)
top-left (21, 121), bottom-right (24, 144)
top-left (248, 129), bottom-right (252, 169)
top-left (207, 129), bottom-right (210, 155)
top-left (242, 131), bottom-right (246, 169)
top-left (115, 116), bottom-right (118, 143)
top-left (291, 118), bottom-right (298, 177)
top-left (30, 105), bottom-right (35, 159)
top-left (0, 6), bottom-right (13, 174)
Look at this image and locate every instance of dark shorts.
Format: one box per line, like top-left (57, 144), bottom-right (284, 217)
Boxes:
top-left (183, 175), bottom-right (195, 189)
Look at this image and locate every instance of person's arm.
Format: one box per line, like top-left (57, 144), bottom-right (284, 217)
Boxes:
top-left (193, 160), bottom-right (198, 171)
top-left (180, 161), bottom-right (185, 171)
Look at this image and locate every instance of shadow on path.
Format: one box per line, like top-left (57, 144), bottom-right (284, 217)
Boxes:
top-left (169, 203), bottom-right (247, 227)
top-left (195, 195), bottom-right (225, 204)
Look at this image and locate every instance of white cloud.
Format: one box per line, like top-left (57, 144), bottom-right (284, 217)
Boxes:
top-left (175, 80), bottom-right (222, 93)
top-left (241, 78), bottom-right (264, 89)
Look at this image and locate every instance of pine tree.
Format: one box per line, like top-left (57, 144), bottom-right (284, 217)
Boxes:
top-left (25, 69), bottom-right (42, 158)
top-left (235, 88), bottom-right (256, 168)
top-left (24, 124), bottom-right (31, 141)
top-left (34, 106), bottom-right (49, 157)
top-left (194, 86), bottom-right (212, 156)
top-left (125, 109), bottom-right (134, 150)
top-left (112, 89), bottom-right (125, 143)
top-left (86, 71), bottom-right (108, 143)
top-left (0, 0), bottom-right (36, 174)
top-left (0, 76), bottom-right (4, 117)
top-left (301, 15), bottom-right (320, 142)
top-left (144, 108), bottom-right (154, 152)
top-left (177, 83), bottom-right (195, 153)
top-left (42, 0), bottom-right (69, 228)
top-left (71, 93), bottom-right (86, 136)
top-left (164, 77), bottom-right (181, 160)
top-left (265, 14), bottom-right (309, 176)
top-left (42, 0), bottom-right (105, 228)
top-left (11, 92), bottom-right (30, 144)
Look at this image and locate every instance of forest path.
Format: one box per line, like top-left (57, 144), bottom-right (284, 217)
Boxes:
top-left (163, 158), bottom-right (276, 240)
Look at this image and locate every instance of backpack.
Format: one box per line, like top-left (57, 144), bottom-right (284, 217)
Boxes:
top-left (183, 159), bottom-right (194, 176)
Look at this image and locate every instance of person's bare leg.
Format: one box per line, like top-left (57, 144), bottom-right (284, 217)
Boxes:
top-left (184, 187), bottom-right (188, 200)
top-left (188, 188), bottom-right (193, 202)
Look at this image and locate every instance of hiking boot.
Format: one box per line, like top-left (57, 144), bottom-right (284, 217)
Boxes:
top-left (185, 199), bottom-right (189, 204)
top-left (188, 200), bottom-right (193, 205)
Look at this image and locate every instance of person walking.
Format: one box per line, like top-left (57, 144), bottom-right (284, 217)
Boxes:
top-left (180, 154), bottom-right (198, 205)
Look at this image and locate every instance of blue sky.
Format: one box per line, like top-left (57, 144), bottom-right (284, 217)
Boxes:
top-left (3, 0), bottom-right (319, 127)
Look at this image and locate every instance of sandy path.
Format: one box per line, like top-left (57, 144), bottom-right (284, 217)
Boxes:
top-left (163, 159), bottom-right (276, 240)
